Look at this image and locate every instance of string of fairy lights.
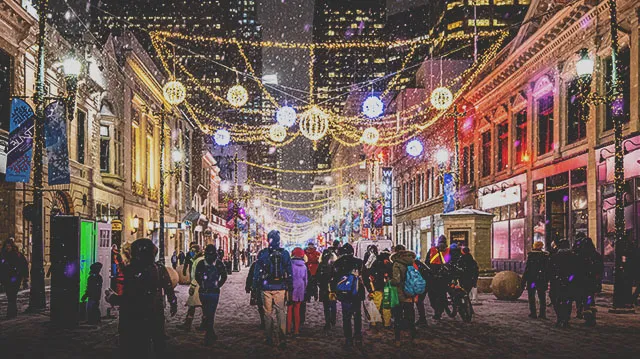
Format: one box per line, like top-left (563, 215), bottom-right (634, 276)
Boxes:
top-left (150, 28), bottom-right (510, 151)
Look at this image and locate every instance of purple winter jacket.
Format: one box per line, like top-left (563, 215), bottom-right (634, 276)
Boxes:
top-left (291, 258), bottom-right (308, 302)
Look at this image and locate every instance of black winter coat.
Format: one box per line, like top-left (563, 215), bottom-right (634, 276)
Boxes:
top-left (195, 259), bottom-right (228, 294)
top-left (317, 250), bottom-right (337, 302)
top-left (549, 249), bottom-right (581, 299)
top-left (456, 253), bottom-right (479, 290)
top-left (364, 252), bottom-right (392, 292)
top-left (331, 255), bottom-right (365, 302)
top-left (522, 250), bottom-right (550, 290)
top-left (85, 273), bottom-right (103, 301)
top-left (575, 248), bottom-right (604, 294)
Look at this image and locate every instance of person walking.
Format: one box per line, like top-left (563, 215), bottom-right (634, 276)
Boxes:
top-left (246, 260), bottom-right (266, 329)
top-left (390, 245), bottom-right (420, 346)
top-left (522, 241), bottom-right (550, 319)
top-left (105, 238), bottom-right (177, 358)
top-left (194, 245), bottom-right (228, 345)
top-left (426, 235), bottom-right (450, 320)
top-left (170, 250), bottom-right (178, 270)
top-left (365, 248), bottom-right (393, 329)
top-left (178, 250), bottom-right (186, 266)
top-left (287, 247), bottom-right (308, 337)
top-left (111, 244), bottom-right (125, 295)
top-left (318, 245), bottom-right (338, 332)
top-left (457, 247), bottom-right (480, 303)
top-left (252, 230), bottom-right (293, 349)
top-left (179, 246), bottom-right (205, 331)
top-left (574, 237), bottom-right (603, 326)
top-left (332, 243), bottom-right (364, 349)
top-left (183, 243), bottom-right (199, 278)
top-left (302, 241), bottom-right (321, 326)
top-left (0, 238), bottom-right (29, 319)
top-left (549, 239), bottom-right (580, 328)
top-left (82, 262), bottom-right (103, 324)
top-left (413, 257), bottom-right (430, 327)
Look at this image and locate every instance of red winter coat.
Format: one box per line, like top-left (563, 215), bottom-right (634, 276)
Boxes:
top-left (304, 248), bottom-right (321, 276)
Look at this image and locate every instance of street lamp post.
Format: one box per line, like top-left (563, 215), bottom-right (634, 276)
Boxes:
top-left (28, 0), bottom-right (81, 311)
top-left (574, 0), bottom-right (632, 311)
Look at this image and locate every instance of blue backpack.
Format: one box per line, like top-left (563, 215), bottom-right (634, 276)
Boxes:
top-left (404, 264), bottom-right (426, 296)
top-left (336, 271), bottom-right (359, 301)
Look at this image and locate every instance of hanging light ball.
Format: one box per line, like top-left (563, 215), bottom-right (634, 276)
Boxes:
top-left (276, 106), bottom-right (297, 127)
top-left (430, 86), bottom-right (453, 111)
top-left (226, 84), bottom-right (249, 107)
top-left (214, 128), bottom-right (231, 146)
top-left (362, 95), bottom-right (384, 118)
top-left (361, 127), bottom-right (380, 145)
top-left (163, 80), bottom-right (186, 105)
top-left (406, 139), bottom-right (424, 157)
top-left (299, 106), bottom-right (329, 141)
top-left (269, 124), bottom-right (287, 143)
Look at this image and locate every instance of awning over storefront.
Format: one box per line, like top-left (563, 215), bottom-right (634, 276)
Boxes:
top-left (182, 209), bottom-right (200, 223)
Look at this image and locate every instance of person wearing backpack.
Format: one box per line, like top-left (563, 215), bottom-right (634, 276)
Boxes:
top-left (195, 245), bottom-right (228, 345)
top-left (331, 243), bottom-right (365, 349)
top-left (390, 245), bottom-right (423, 346)
top-left (318, 247), bottom-right (338, 332)
top-left (522, 241), bottom-right (550, 319)
top-left (252, 230), bottom-right (293, 348)
top-left (365, 248), bottom-right (393, 329)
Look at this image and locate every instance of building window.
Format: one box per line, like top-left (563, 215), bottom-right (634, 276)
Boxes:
top-left (567, 78), bottom-right (588, 144)
top-left (447, 21), bottom-right (463, 30)
top-left (536, 94), bottom-right (554, 156)
top-left (494, 0), bottom-right (514, 5)
top-left (461, 146), bottom-right (469, 185)
top-left (100, 125), bottom-right (110, 172)
top-left (604, 47), bottom-right (631, 131)
top-left (497, 121), bottom-right (509, 172)
top-left (514, 109), bottom-right (527, 165)
top-left (132, 123), bottom-right (139, 183)
top-left (0, 49), bottom-right (10, 133)
top-left (469, 144), bottom-right (475, 184)
top-left (482, 131), bottom-right (492, 177)
top-left (146, 135), bottom-right (154, 188)
top-left (76, 109), bottom-right (86, 164)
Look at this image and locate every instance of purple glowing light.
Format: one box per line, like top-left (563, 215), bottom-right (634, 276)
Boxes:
top-left (563, 195), bottom-right (569, 202)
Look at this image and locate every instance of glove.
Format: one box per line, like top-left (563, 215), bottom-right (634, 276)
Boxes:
top-left (189, 286), bottom-right (195, 296)
top-left (170, 304), bottom-right (178, 317)
top-left (245, 287), bottom-right (251, 294)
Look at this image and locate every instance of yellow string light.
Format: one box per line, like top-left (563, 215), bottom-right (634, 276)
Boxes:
top-left (239, 159), bottom-right (366, 174)
top-left (258, 195), bottom-right (336, 205)
top-left (249, 180), bottom-right (352, 193)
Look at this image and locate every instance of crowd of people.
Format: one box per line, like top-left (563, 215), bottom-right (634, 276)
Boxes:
top-left (0, 230), bottom-right (627, 357)
top-left (245, 231), bottom-right (479, 349)
top-left (522, 233), bottom-right (604, 327)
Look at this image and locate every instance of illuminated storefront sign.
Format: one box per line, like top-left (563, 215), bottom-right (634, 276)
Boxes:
top-left (382, 167), bottom-right (393, 226)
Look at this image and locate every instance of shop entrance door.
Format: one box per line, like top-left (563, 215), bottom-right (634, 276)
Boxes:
top-left (546, 189), bottom-right (568, 248)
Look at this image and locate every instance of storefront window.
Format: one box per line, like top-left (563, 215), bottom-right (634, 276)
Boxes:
top-left (493, 221), bottom-right (509, 259)
top-left (533, 194), bottom-right (546, 244)
top-left (571, 186), bottom-right (588, 238)
top-left (510, 218), bottom-right (525, 261)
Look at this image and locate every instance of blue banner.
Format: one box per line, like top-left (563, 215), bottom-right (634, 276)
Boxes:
top-left (45, 101), bottom-right (70, 185)
top-left (5, 99), bottom-right (35, 182)
top-left (443, 172), bottom-right (456, 213)
top-left (363, 199), bottom-right (371, 229)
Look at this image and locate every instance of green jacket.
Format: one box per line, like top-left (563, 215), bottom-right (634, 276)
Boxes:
top-left (390, 250), bottom-right (417, 303)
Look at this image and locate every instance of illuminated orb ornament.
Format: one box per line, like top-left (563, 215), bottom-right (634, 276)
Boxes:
top-left (299, 106), bottom-right (329, 141)
top-left (269, 124), bottom-right (287, 143)
top-left (361, 127), bottom-right (380, 145)
top-left (276, 106), bottom-right (297, 127)
top-left (406, 139), bottom-right (424, 157)
top-left (214, 128), bottom-right (231, 146)
top-left (362, 95), bottom-right (384, 118)
top-left (226, 84), bottom-right (249, 108)
top-left (430, 86), bottom-right (453, 111)
top-left (163, 80), bottom-right (186, 105)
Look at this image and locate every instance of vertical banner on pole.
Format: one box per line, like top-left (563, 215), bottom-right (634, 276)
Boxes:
top-left (5, 98), bottom-right (35, 182)
top-left (363, 199), bottom-right (371, 229)
top-left (382, 167), bottom-right (393, 226)
top-left (45, 101), bottom-right (70, 185)
top-left (443, 172), bottom-right (456, 213)
top-left (373, 199), bottom-right (383, 228)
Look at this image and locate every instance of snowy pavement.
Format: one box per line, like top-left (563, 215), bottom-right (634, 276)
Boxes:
top-left (2, 266), bottom-right (640, 358)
